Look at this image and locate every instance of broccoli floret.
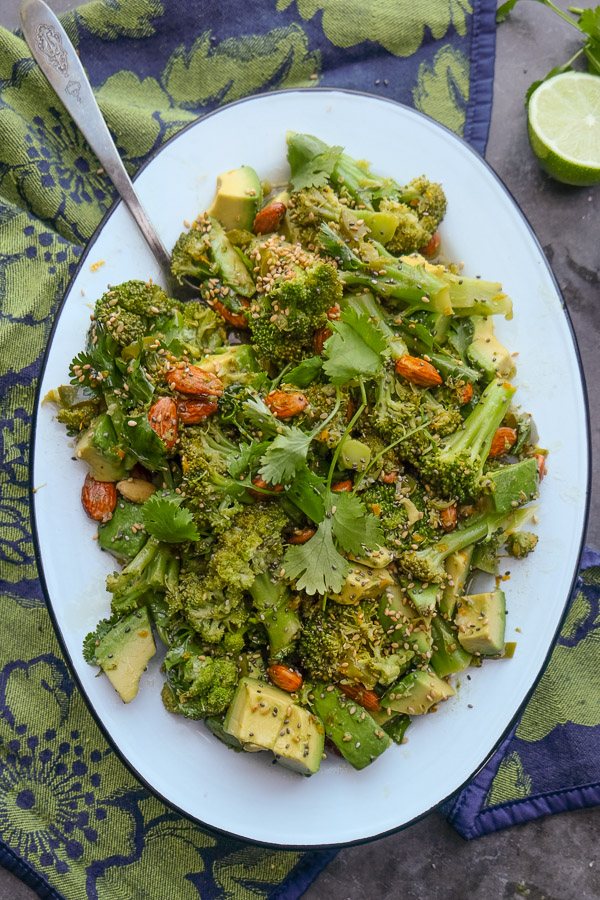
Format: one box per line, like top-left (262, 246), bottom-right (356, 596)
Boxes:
top-left (396, 175), bottom-right (447, 237)
top-left (247, 236), bottom-right (342, 366)
top-left (94, 280), bottom-right (173, 347)
top-left (506, 531), bottom-right (538, 558)
top-left (56, 399), bottom-right (102, 434)
top-left (171, 228), bottom-right (213, 284)
top-left (288, 185), bottom-right (346, 246)
top-left (163, 630), bottom-right (239, 719)
top-left (360, 481), bottom-right (408, 533)
top-left (299, 381), bottom-right (349, 449)
top-left (379, 199), bottom-right (431, 256)
top-left (171, 216), bottom-right (255, 298)
top-left (106, 536), bottom-right (180, 616)
top-left (416, 378), bottom-right (516, 501)
top-left (298, 598), bottom-right (409, 689)
top-left (372, 373), bottom-right (438, 466)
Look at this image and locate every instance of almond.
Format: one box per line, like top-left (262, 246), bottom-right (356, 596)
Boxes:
top-left (212, 298), bottom-right (249, 329)
top-left (286, 527), bottom-right (316, 545)
top-left (395, 354), bottom-right (442, 387)
top-left (81, 474), bottom-right (117, 522)
top-left (457, 382), bottom-right (473, 405)
top-left (331, 479), bottom-right (353, 492)
top-left (265, 389), bottom-right (308, 419)
top-left (381, 471), bottom-right (398, 484)
top-left (535, 453), bottom-right (547, 481)
top-left (339, 683), bottom-right (381, 713)
top-left (176, 398), bottom-right (218, 424)
top-left (116, 478), bottom-right (157, 504)
top-left (420, 230), bottom-right (441, 258)
top-left (313, 325), bottom-right (332, 356)
top-left (166, 363), bottom-right (223, 397)
top-left (489, 426), bottom-right (517, 458)
top-left (268, 664), bottom-right (303, 692)
top-left (327, 306), bottom-right (341, 321)
top-left (253, 201), bottom-right (287, 235)
top-left (440, 504), bottom-right (457, 532)
top-left (148, 396), bottom-right (178, 450)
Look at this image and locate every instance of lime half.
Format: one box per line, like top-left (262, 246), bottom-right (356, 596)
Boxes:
top-left (528, 71), bottom-right (600, 186)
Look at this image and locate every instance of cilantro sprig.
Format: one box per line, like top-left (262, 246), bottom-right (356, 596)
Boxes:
top-left (322, 307), bottom-right (387, 385)
top-left (497, 1), bottom-right (600, 99)
top-left (142, 492), bottom-right (200, 543)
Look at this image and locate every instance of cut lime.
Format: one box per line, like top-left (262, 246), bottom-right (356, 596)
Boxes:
top-left (528, 71), bottom-right (600, 186)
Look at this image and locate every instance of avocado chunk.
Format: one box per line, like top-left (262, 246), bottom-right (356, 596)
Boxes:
top-left (455, 588), bottom-right (506, 656)
top-left (440, 546), bottom-right (474, 618)
top-left (430, 617), bottom-right (472, 677)
top-left (311, 683), bottom-right (391, 769)
top-left (381, 669), bottom-right (455, 715)
top-left (331, 564), bottom-right (394, 605)
top-left (402, 580), bottom-right (441, 615)
top-left (206, 216), bottom-right (255, 297)
top-left (207, 166), bottom-right (263, 232)
top-left (223, 678), bottom-right (324, 775)
top-left (467, 316), bottom-right (516, 382)
top-left (348, 546), bottom-right (394, 569)
top-left (95, 607), bottom-right (156, 703)
top-left (75, 413), bottom-right (130, 482)
top-left (204, 715), bottom-right (243, 751)
top-left (485, 457), bottom-right (539, 514)
top-left (378, 584), bottom-right (432, 656)
top-left (97, 499), bottom-right (148, 562)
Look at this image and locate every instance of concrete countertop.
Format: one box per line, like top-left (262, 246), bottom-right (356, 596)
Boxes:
top-left (1, 1), bottom-right (597, 897)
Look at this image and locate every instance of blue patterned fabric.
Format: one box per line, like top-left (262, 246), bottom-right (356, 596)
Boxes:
top-left (445, 548), bottom-right (600, 839)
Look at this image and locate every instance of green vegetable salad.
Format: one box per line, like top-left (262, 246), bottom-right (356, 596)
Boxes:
top-left (52, 133), bottom-right (546, 775)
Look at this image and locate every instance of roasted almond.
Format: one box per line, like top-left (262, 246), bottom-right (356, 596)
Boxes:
top-left (395, 354), bottom-right (442, 387)
top-left (286, 527), bottom-right (316, 545)
top-left (488, 426), bottom-right (517, 458)
top-left (268, 664), bottom-right (303, 692)
top-left (81, 473), bottom-right (117, 522)
top-left (326, 305), bottom-right (341, 321)
top-left (381, 471), bottom-right (398, 484)
top-left (176, 398), bottom-right (218, 424)
top-left (148, 396), bottom-right (178, 450)
top-left (331, 479), bottom-right (353, 493)
top-left (535, 453), bottom-right (547, 481)
top-left (253, 201), bottom-right (287, 235)
top-left (440, 504), bottom-right (457, 532)
top-left (313, 325), bottom-right (332, 356)
top-left (457, 382), bottom-right (473, 405)
top-left (212, 298), bottom-right (249, 329)
top-left (420, 230), bottom-right (441, 258)
top-left (166, 363), bottom-right (223, 397)
top-left (265, 389), bottom-right (308, 419)
top-left (339, 683), bottom-right (381, 713)
top-left (116, 478), bottom-right (157, 503)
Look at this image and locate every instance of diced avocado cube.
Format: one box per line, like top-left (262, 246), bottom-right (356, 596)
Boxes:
top-left (370, 708), bottom-right (411, 744)
top-left (360, 209), bottom-right (399, 244)
top-left (95, 607), bottom-right (155, 703)
top-left (223, 678), bottom-right (324, 775)
top-left (430, 617), bottom-right (472, 677)
top-left (485, 457), bottom-right (539, 514)
top-left (402, 580), bottom-right (441, 615)
top-left (455, 589), bottom-right (506, 656)
top-left (311, 684), bottom-right (391, 769)
top-left (331, 564), bottom-right (395, 605)
top-left (378, 585), bottom-right (432, 656)
top-left (75, 413), bottom-right (130, 482)
top-left (467, 316), bottom-right (516, 382)
top-left (207, 166), bottom-right (263, 232)
top-left (440, 546), bottom-right (474, 618)
top-left (97, 499), bottom-right (147, 562)
top-left (204, 716), bottom-right (243, 751)
top-left (381, 669), bottom-right (455, 715)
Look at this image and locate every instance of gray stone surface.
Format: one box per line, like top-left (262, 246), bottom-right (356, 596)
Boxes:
top-left (1, 0), bottom-right (598, 897)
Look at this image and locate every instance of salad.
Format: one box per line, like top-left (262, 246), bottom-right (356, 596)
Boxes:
top-left (50, 133), bottom-right (546, 776)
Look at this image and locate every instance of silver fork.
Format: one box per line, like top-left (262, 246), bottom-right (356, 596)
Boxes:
top-left (20, 0), bottom-right (185, 297)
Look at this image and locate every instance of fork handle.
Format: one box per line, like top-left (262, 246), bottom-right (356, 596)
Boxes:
top-left (20, 0), bottom-right (174, 283)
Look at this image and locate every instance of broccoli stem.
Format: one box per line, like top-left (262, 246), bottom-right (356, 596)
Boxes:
top-left (248, 573), bottom-right (301, 658)
top-left (442, 378), bottom-right (515, 464)
top-left (326, 378), bottom-right (367, 490)
top-left (339, 265), bottom-right (451, 315)
top-left (443, 273), bottom-right (513, 319)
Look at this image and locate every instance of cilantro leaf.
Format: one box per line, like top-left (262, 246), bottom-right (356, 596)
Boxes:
top-left (142, 492), bottom-right (200, 542)
top-left (83, 614), bottom-right (120, 663)
top-left (283, 518), bottom-right (349, 595)
top-left (496, 0), bottom-right (520, 23)
top-left (285, 465), bottom-right (325, 523)
top-left (227, 440), bottom-right (270, 479)
top-left (115, 347), bottom-right (155, 405)
top-left (258, 426), bottom-right (312, 484)
top-left (326, 491), bottom-right (383, 554)
top-left (579, 7), bottom-right (600, 40)
top-left (287, 133), bottom-right (343, 191)
top-left (285, 356), bottom-right (323, 388)
top-left (241, 394), bottom-right (280, 437)
top-left (323, 306), bottom-right (387, 385)
top-left (69, 323), bottom-right (123, 394)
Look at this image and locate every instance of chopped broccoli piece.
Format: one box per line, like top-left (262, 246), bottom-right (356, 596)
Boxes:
top-left (94, 280), bottom-right (173, 348)
top-left (506, 531), bottom-right (538, 558)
